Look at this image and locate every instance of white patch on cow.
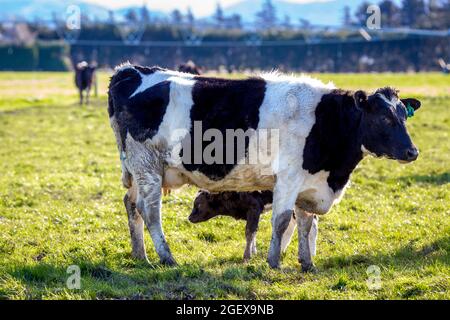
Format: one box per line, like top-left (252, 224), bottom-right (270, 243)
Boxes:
top-left (154, 77), bottom-right (195, 148)
top-left (114, 61), bottom-right (133, 72)
top-left (377, 92), bottom-right (399, 109)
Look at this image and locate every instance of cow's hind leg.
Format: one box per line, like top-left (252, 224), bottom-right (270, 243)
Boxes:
top-left (296, 207), bottom-right (316, 272)
top-left (123, 183), bottom-right (147, 261)
top-left (135, 172), bottom-right (176, 266)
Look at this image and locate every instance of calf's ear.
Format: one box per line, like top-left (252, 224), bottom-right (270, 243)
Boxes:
top-left (354, 90), bottom-right (368, 110)
top-left (401, 98), bottom-right (421, 111)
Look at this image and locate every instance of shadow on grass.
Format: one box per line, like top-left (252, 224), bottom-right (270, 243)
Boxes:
top-left (5, 259), bottom-right (249, 300)
top-left (399, 172), bottom-right (449, 186)
top-left (321, 235), bottom-right (449, 270)
top-left (5, 236), bottom-right (448, 299)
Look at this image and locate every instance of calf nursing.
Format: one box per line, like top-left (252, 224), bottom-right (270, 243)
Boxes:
top-left (189, 190), bottom-right (318, 261)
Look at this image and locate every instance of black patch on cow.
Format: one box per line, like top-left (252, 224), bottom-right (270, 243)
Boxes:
top-left (108, 66), bottom-right (170, 149)
top-left (303, 89), bottom-right (364, 192)
top-left (181, 77), bottom-right (266, 180)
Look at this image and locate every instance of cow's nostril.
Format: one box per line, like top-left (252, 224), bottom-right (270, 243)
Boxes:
top-left (405, 148), bottom-right (419, 161)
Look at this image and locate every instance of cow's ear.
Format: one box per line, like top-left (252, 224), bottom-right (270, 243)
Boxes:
top-left (354, 90), bottom-right (368, 109)
top-left (401, 98), bottom-right (421, 111)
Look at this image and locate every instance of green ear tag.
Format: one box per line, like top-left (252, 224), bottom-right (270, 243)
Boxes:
top-left (406, 103), bottom-right (415, 118)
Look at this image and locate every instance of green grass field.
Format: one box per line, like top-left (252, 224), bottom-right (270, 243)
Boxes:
top-left (0, 72), bottom-right (448, 300)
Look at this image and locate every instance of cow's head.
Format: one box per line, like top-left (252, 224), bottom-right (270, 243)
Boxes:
top-left (356, 87), bottom-right (421, 163)
top-left (188, 191), bottom-right (218, 223)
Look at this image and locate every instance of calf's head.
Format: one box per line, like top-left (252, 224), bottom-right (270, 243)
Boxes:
top-left (356, 87), bottom-right (421, 163)
top-left (189, 191), bottom-right (219, 223)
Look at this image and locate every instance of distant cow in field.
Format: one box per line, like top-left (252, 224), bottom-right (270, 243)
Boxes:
top-left (108, 63), bottom-right (421, 271)
top-left (177, 60), bottom-right (202, 75)
top-left (189, 190), bottom-right (318, 261)
top-left (75, 61), bottom-right (96, 105)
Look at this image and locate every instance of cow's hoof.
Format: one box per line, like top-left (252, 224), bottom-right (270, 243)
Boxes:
top-left (131, 252), bottom-right (148, 261)
top-left (267, 257), bottom-right (280, 269)
top-left (161, 256), bottom-right (177, 267)
top-left (301, 264), bottom-right (317, 273)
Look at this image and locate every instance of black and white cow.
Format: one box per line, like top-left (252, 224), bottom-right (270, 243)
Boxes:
top-left (75, 61), bottom-right (96, 105)
top-left (108, 63), bottom-right (421, 271)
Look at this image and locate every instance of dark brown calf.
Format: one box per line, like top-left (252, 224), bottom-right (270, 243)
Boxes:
top-left (189, 190), bottom-right (274, 261)
top-left (190, 190), bottom-right (319, 262)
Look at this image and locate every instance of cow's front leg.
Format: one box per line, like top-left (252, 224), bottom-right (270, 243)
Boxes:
top-left (296, 207), bottom-right (316, 272)
top-left (123, 183), bottom-right (147, 261)
top-left (268, 176), bottom-right (302, 269)
top-left (135, 172), bottom-right (176, 266)
top-left (244, 210), bottom-right (260, 261)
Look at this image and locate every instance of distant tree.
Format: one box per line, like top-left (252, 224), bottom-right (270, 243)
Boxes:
top-left (140, 4), bottom-right (150, 24)
top-left (125, 9), bottom-right (139, 23)
top-left (171, 9), bottom-right (183, 25)
top-left (426, 0), bottom-right (450, 29)
top-left (354, 1), bottom-right (371, 26)
top-left (379, 0), bottom-right (400, 27)
top-left (342, 5), bottom-right (352, 26)
top-left (299, 18), bottom-right (311, 29)
top-left (186, 7), bottom-right (195, 27)
top-left (214, 3), bottom-right (225, 27)
top-left (401, 0), bottom-right (426, 27)
top-left (256, 0), bottom-right (277, 29)
top-left (108, 10), bottom-right (115, 24)
top-left (227, 14), bottom-right (242, 29)
top-left (282, 15), bottom-right (292, 30)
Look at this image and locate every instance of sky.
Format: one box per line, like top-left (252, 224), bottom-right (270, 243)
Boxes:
top-left (83, 0), bottom-right (328, 17)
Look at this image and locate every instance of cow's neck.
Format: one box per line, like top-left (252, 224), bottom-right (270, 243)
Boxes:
top-left (303, 89), bottom-right (364, 192)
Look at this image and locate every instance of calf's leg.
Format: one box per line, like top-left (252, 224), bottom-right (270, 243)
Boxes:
top-left (123, 182), bottom-right (147, 260)
top-left (244, 210), bottom-right (260, 261)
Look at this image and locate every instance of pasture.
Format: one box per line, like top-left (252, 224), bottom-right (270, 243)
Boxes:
top-left (0, 71), bottom-right (448, 300)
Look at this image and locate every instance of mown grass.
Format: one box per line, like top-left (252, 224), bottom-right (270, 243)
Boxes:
top-left (0, 71), bottom-right (448, 300)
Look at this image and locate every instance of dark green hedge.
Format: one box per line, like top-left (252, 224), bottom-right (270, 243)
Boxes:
top-left (0, 43), bottom-right (70, 71)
